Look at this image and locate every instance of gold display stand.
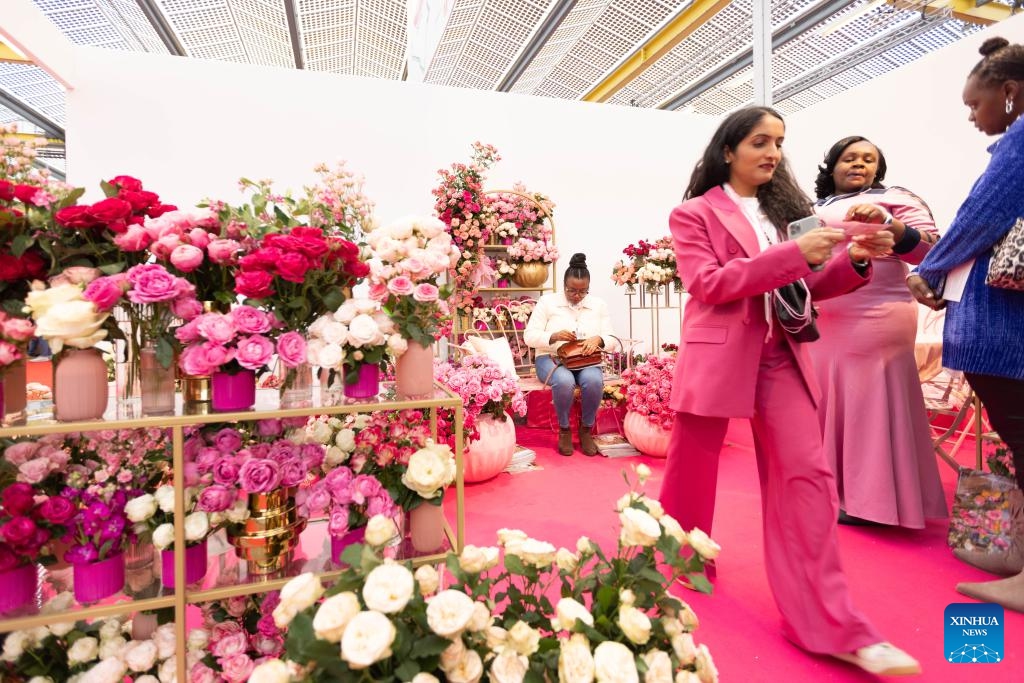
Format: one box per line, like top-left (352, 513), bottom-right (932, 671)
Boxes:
top-left (452, 188), bottom-right (557, 377)
top-left (0, 384), bottom-right (464, 682)
top-left (625, 282), bottom-right (684, 354)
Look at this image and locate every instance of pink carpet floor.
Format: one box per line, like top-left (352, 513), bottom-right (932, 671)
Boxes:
top-left (448, 422), bottom-right (1023, 680)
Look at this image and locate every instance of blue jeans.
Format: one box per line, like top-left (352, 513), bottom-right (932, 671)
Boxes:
top-left (535, 354), bottom-right (604, 429)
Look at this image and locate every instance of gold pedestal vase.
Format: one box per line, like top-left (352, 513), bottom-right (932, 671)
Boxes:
top-left (228, 487), bottom-right (306, 575)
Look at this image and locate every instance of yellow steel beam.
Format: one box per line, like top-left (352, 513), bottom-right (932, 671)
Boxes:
top-left (582, 0), bottom-right (731, 103)
top-left (888, 0), bottom-right (1015, 26)
top-left (0, 40), bottom-right (32, 64)
top-left (5, 132), bottom-right (65, 146)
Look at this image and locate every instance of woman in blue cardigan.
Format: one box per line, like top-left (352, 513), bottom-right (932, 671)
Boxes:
top-left (908, 36), bottom-right (1024, 612)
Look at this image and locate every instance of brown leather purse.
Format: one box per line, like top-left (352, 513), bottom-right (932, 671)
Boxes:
top-left (555, 340), bottom-right (604, 370)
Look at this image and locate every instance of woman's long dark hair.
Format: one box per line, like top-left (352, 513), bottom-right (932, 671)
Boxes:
top-left (813, 136), bottom-right (888, 199)
top-left (684, 106), bottom-right (811, 233)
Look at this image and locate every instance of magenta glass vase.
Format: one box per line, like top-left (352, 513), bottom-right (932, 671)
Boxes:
top-left (344, 364), bottom-right (380, 399)
top-left (0, 563), bottom-right (37, 614)
top-left (330, 526), bottom-right (367, 565)
top-left (211, 370), bottom-right (256, 411)
top-left (161, 539), bottom-right (208, 589)
top-left (73, 552), bottom-right (125, 603)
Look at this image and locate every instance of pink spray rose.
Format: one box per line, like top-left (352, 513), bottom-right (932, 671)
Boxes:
top-left (207, 239), bottom-right (242, 264)
top-left (170, 244), bottom-right (204, 272)
top-left (114, 224), bottom-right (151, 251)
top-left (83, 276), bottom-right (126, 312)
top-left (232, 306), bottom-right (273, 334)
top-left (276, 331), bottom-right (307, 368)
top-left (195, 485), bottom-right (234, 512)
top-left (412, 283), bottom-right (439, 302)
top-left (171, 297), bottom-right (204, 321)
top-left (197, 314), bottom-right (237, 345)
top-left (127, 263), bottom-right (186, 303)
top-left (188, 227), bottom-right (212, 250)
top-left (235, 334), bottom-right (275, 370)
top-left (2, 317), bottom-right (37, 342)
top-left (238, 459), bottom-right (282, 493)
top-left (387, 276), bottom-right (415, 296)
top-left (219, 653), bottom-right (255, 683)
top-left (0, 341), bottom-right (20, 366)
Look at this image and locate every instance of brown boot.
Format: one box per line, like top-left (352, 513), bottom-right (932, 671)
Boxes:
top-left (558, 428), bottom-right (573, 456)
top-left (956, 569), bottom-right (1024, 614)
top-left (579, 424), bottom-right (598, 456)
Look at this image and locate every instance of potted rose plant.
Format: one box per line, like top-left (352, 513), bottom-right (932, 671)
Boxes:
top-left (435, 355), bottom-right (527, 483)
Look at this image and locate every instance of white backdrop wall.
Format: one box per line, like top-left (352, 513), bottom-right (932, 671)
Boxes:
top-left (786, 12), bottom-right (1024, 228)
top-left (64, 46), bottom-right (714, 346)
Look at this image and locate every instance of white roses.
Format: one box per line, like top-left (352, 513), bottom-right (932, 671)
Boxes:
top-left (426, 590), bottom-right (476, 637)
top-left (402, 441), bottom-right (457, 499)
top-left (341, 611), bottom-right (396, 669)
top-left (273, 573), bottom-right (325, 628)
top-left (312, 591), bottom-right (361, 643)
top-left (687, 528), bottom-right (721, 561)
top-left (362, 562), bottom-right (415, 614)
top-left (365, 514), bottom-right (399, 547)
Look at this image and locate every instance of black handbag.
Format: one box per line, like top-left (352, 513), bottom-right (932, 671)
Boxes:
top-left (772, 279), bottom-right (819, 343)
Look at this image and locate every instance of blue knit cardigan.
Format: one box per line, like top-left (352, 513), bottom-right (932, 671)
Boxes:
top-left (916, 115), bottom-right (1024, 380)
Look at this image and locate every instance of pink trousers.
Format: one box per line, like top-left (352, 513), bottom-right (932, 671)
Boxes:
top-left (659, 333), bottom-right (882, 653)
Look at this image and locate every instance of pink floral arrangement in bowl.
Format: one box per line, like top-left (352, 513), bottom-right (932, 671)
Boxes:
top-left (188, 424), bottom-right (325, 512)
top-left (301, 466), bottom-right (396, 537)
top-left (176, 305), bottom-right (307, 377)
top-left (620, 354), bottom-right (676, 431)
top-left (434, 355), bottom-right (527, 444)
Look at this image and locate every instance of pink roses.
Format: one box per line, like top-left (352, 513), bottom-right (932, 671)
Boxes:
top-left (178, 305), bottom-right (301, 375)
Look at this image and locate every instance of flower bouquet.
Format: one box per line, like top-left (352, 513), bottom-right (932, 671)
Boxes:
top-left (0, 311), bottom-right (35, 378)
top-left (620, 355), bottom-right (676, 457)
top-left (306, 297), bottom-right (406, 398)
top-left (0, 124), bottom-right (77, 315)
top-left (432, 142), bottom-right (501, 314)
top-left (188, 423), bottom-right (323, 573)
top-left (250, 465), bottom-right (719, 682)
top-left (125, 484), bottom-right (221, 587)
top-left (189, 591), bottom-right (286, 682)
top-left (612, 237), bottom-right (683, 291)
top-left (303, 466), bottom-right (398, 562)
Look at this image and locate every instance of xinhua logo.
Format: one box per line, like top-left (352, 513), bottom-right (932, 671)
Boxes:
top-left (944, 603), bottom-right (1004, 663)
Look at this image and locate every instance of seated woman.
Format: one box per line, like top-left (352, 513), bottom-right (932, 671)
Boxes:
top-left (524, 253), bottom-right (617, 456)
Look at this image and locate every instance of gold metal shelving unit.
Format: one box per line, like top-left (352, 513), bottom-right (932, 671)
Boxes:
top-left (0, 384), bottom-right (464, 682)
top-left (625, 282), bottom-right (685, 353)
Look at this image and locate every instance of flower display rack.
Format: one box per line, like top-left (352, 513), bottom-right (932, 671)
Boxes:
top-left (0, 384), bottom-right (464, 683)
top-left (452, 188), bottom-right (558, 378)
top-left (625, 282), bottom-right (685, 354)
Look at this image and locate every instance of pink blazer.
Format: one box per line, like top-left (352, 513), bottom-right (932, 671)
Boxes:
top-left (669, 186), bottom-right (871, 418)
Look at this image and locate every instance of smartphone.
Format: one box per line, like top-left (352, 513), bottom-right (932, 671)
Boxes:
top-left (786, 216), bottom-right (824, 240)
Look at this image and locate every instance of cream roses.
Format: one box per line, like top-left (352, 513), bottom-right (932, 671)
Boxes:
top-left (402, 441), bottom-right (457, 499)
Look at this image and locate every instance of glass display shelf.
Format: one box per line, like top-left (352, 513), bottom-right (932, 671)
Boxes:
top-left (477, 286), bottom-right (554, 292)
top-left (1, 383), bottom-right (461, 437)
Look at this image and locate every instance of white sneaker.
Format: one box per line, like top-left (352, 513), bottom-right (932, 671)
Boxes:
top-left (833, 642), bottom-right (922, 676)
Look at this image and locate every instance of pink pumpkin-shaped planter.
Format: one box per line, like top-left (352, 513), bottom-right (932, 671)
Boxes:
top-left (465, 414), bottom-right (516, 483)
top-left (623, 411), bottom-right (671, 458)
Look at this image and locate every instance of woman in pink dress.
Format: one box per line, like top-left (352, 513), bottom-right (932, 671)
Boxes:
top-left (810, 136), bottom-right (947, 528)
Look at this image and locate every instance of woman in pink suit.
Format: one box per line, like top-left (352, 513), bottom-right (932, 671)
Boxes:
top-left (809, 137), bottom-right (946, 528)
top-left (658, 106), bottom-right (920, 675)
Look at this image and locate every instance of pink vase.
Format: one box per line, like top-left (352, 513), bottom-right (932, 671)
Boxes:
top-left (623, 411), bottom-right (671, 458)
top-left (73, 552), bottom-right (125, 603)
top-left (466, 414), bottom-right (516, 483)
top-left (409, 502), bottom-right (446, 554)
top-left (0, 563), bottom-right (37, 614)
top-left (396, 341), bottom-right (434, 398)
top-left (344, 364), bottom-right (380, 399)
top-left (161, 539), bottom-right (208, 589)
top-left (211, 370), bottom-right (256, 411)
top-left (54, 348), bottom-right (109, 422)
top-left (330, 526), bottom-right (367, 565)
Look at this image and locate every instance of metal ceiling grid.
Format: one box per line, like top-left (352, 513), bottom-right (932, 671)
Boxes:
top-left (0, 64), bottom-right (67, 126)
top-left (29, 0), bottom-right (169, 53)
top-left (423, 0), bottom-right (554, 89)
top-left (297, 0), bottom-right (356, 72)
top-left (509, 0), bottom-right (612, 96)
top-left (156, 0), bottom-right (293, 67)
top-left (605, 0), bottom-right (758, 108)
top-left (352, 0), bottom-right (407, 78)
top-left (530, 0), bottom-right (683, 100)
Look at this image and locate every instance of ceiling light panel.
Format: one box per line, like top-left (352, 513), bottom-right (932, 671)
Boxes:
top-left (509, 0), bottom-right (611, 95)
top-left (297, 0), bottom-right (407, 77)
top-left (156, 0), bottom-right (293, 66)
top-left (0, 64), bottom-right (66, 126)
top-left (423, 0), bottom-right (554, 89)
top-left (530, 0), bottom-right (682, 100)
top-left (30, 0), bottom-right (170, 53)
